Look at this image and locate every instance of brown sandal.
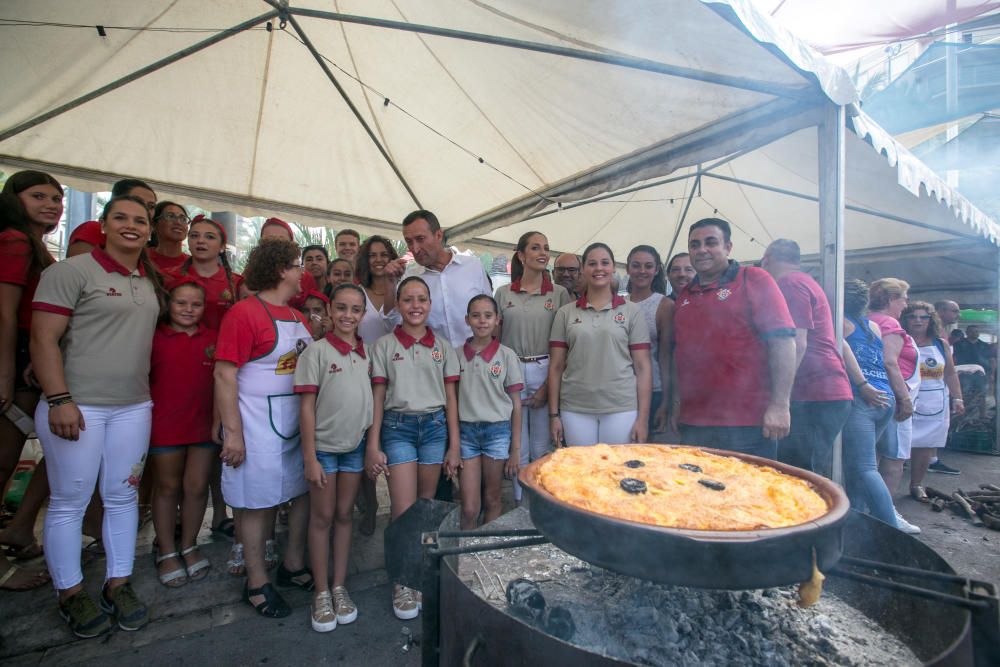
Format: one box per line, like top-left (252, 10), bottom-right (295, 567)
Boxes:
top-left (910, 486), bottom-right (929, 503)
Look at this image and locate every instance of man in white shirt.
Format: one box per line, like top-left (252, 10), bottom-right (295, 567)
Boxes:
top-left (398, 210), bottom-right (492, 348)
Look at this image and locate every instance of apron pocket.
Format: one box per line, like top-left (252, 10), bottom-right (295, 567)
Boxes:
top-left (268, 393), bottom-right (301, 439)
top-left (914, 388), bottom-right (946, 417)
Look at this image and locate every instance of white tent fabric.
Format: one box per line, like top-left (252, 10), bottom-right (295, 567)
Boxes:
top-left (0, 0), bottom-right (995, 268)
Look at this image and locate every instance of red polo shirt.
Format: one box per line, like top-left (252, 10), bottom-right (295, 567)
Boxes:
top-left (216, 297), bottom-right (307, 367)
top-left (150, 323), bottom-right (218, 446)
top-left (148, 248), bottom-right (189, 272)
top-left (673, 261), bottom-right (795, 427)
top-left (164, 264), bottom-right (243, 331)
top-left (776, 271), bottom-right (852, 402)
top-left (0, 228), bottom-right (52, 331)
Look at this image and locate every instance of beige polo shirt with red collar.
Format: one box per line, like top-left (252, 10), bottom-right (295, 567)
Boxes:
top-left (457, 337), bottom-right (525, 423)
top-left (495, 275), bottom-right (573, 357)
top-left (32, 248), bottom-right (160, 405)
top-left (294, 334), bottom-right (374, 453)
top-left (371, 326), bottom-right (460, 414)
top-left (549, 294), bottom-right (650, 414)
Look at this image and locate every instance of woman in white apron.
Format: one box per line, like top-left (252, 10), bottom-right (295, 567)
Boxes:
top-left (215, 239), bottom-right (313, 618)
top-left (902, 302), bottom-right (964, 502)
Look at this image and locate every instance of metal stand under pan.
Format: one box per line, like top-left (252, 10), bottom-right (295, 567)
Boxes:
top-left (418, 509), bottom-right (999, 667)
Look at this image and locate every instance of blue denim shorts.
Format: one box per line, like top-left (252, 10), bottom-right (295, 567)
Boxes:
top-left (316, 438), bottom-right (365, 474)
top-left (381, 409), bottom-right (447, 466)
top-left (459, 421), bottom-right (512, 460)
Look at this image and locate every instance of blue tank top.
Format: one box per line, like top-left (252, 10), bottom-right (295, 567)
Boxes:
top-left (845, 316), bottom-right (891, 394)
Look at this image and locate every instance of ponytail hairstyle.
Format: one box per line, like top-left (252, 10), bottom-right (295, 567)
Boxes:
top-left (330, 282), bottom-right (366, 303)
top-left (396, 275), bottom-right (430, 301)
top-left (183, 215), bottom-right (237, 304)
top-left (626, 244), bottom-right (666, 295)
top-left (467, 294), bottom-right (499, 315)
top-left (0, 170), bottom-right (62, 275)
top-left (100, 195), bottom-right (167, 314)
top-left (510, 231), bottom-right (547, 283)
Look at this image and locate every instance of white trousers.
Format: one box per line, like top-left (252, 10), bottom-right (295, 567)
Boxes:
top-left (514, 358), bottom-right (554, 501)
top-left (561, 410), bottom-right (638, 446)
top-left (36, 401), bottom-right (152, 590)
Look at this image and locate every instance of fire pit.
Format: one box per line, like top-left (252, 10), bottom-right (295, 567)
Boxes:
top-left (420, 508), bottom-right (999, 666)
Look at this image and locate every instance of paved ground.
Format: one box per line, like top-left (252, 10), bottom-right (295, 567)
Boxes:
top-left (1, 450), bottom-right (998, 665)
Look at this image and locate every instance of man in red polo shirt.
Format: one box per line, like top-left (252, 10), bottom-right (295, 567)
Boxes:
top-left (762, 239), bottom-right (853, 477)
top-left (671, 218), bottom-right (796, 459)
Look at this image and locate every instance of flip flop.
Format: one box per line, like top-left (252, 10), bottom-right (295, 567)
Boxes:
top-left (0, 561), bottom-right (50, 592)
top-left (211, 517), bottom-right (235, 540)
top-left (1, 540), bottom-right (43, 561)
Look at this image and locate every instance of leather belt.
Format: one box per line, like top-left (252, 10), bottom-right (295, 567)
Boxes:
top-left (518, 354), bottom-right (549, 362)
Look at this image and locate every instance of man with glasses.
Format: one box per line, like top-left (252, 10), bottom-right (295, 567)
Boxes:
top-left (552, 253), bottom-right (582, 299)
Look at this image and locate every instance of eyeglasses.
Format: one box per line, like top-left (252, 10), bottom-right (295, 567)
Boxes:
top-left (157, 213), bottom-right (190, 224)
top-left (553, 267), bottom-right (580, 274)
top-left (287, 263), bottom-right (304, 270)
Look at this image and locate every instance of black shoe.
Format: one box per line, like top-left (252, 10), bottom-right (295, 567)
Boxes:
top-left (276, 563), bottom-right (315, 591)
top-left (929, 460), bottom-right (961, 475)
top-left (245, 581), bottom-right (291, 618)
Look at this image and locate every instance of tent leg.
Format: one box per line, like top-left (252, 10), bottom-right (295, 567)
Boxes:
top-left (818, 103), bottom-right (846, 484)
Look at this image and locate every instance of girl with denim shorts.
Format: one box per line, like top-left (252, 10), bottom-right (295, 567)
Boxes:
top-left (457, 296), bottom-right (524, 529)
top-left (366, 277), bottom-right (460, 620)
top-left (294, 284), bottom-right (372, 633)
top-left (148, 280), bottom-right (217, 589)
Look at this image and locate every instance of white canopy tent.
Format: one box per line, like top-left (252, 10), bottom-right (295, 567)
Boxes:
top-left (3, 1), bottom-right (999, 455)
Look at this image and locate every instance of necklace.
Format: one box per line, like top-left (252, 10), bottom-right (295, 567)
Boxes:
top-left (370, 287), bottom-right (385, 296)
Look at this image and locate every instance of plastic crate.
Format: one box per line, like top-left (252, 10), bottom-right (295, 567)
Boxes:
top-left (947, 431), bottom-right (996, 454)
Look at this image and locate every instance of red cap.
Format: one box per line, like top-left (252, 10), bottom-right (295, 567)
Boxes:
top-left (304, 290), bottom-right (329, 304)
top-left (165, 276), bottom-right (205, 294)
top-left (68, 221), bottom-right (106, 248)
top-left (190, 214), bottom-right (228, 246)
top-left (262, 217), bottom-right (294, 240)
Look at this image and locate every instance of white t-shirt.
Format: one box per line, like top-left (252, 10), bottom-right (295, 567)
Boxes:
top-left (404, 247), bottom-right (492, 348)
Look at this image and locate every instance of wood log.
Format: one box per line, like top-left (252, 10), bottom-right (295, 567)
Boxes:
top-left (952, 492), bottom-right (985, 527)
top-left (930, 497), bottom-right (947, 512)
top-left (925, 486), bottom-right (953, 501)
top-left (976, 509), bottom-right (1000, 531)
top-left (979, 484), bottom-right (1000, 493)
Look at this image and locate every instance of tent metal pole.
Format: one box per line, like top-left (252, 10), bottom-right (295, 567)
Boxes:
top-left (523, 172), bottom-right (697, 221)
top-left (0, 10), bottom-right (280, 143)
top-left (264, 3), bottom-right (422, 208)
top-left (666, 174), bottom-right (702, 260)
top-left (701, 172), bottom-right (981, 241)
top-left (285, 8), bottom-right (812, 101)
top-left (817, 102), bottom-right (846, 484)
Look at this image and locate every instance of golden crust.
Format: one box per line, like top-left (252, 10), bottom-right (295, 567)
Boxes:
top-left (536, 445), bottom-right (828, 531)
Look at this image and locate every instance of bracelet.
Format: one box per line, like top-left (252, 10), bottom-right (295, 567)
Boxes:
top-left (48, 396), bottom-right (74, 408)
top-left (549, 413), bottom-right (560, 419)
top-left (952, 397), bottom-right (964, 403)
top-left (46, 392), bottom-right (71, 401)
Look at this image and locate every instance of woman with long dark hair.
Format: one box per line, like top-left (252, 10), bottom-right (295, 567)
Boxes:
top-left (32, 195), bottom-right (164, 636)
top-left (494, 231), bottom-right (571, 502)
top-left (625, 245), bottom-right (673, 437)
top-left (148, 200), bottom-right (190, 272)
top-left (548, 243), bottom-right (652, 446)
top-left (0, 170), bottom-right (63, 591)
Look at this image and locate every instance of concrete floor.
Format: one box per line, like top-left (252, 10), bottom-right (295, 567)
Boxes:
top-left (1, 450), bottom-right (998, 665)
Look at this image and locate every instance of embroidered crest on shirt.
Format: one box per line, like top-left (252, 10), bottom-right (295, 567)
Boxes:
top-left (681, 298), bottom-right (690, 306)
top-left (329, 362), bottom-right (342, 374)
top-left (613, 312), bottom-right (626, 324)
top-left (220, 289), bottom-right (233, 302)
top-left (505, 300), bottom-right (514, 309)
top-left (544, 299), bottom-right (554, 311)
top-left (572, 317), bottom-right (582, 325)
top-left (392, 352), bottom-right (404, 362)
top-left (717, 288), bottom-right (732, 301)
top-left (431, 346), bottom-right (444, 363)
top-left (106, 287), bottom-right (122, 297)
top-left (204, 344), bottom-right (216, 360)
top-left (489, 361), bottom-right (503, 378)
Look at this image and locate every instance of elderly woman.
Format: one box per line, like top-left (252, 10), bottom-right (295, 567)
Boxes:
top-left (214, 239), bottom-right (314, 618)
top-left (901, 302), bottom-right (964, 502)
top-left (866, 278), bottom-right (920, 534)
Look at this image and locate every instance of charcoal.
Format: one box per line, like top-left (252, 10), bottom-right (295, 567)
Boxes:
top-left (542, 606), bottom-right (575, 641)
top-left (505, 578), bottom-right (545, 621)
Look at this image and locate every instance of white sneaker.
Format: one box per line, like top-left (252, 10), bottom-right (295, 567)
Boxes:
top-left (894, 510), bottom-right (921, 534)
top-left (332, 585), bottom-right (358, 624)
top-left (392, 584), bottom-right (419, 620)
top-left (311, 590), bottom-right (337, 632)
